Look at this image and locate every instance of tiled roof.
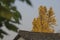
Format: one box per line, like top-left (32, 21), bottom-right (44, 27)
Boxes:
top-left (14, 30), bottom-right (60, 40)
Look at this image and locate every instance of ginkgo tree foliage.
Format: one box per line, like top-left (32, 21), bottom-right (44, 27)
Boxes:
top-left (32, 6), bottom-right (56, 33)
top-left (0, 0), bottom-right (32, 39)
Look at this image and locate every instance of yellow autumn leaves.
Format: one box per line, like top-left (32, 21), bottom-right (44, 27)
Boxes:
top-left (32, 6), bottom-right (56, 33)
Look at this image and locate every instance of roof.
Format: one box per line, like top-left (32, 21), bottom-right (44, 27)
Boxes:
top-left (14, 30), bottom-right (60, 40)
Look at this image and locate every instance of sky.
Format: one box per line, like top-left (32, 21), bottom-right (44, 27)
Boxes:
top-left (1, 0), bottom-right (60, 40)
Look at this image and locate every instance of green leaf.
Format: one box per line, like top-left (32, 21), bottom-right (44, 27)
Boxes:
top-left (0, 0), bottom-right (15, 6)
top-left (10, 20), bottom-right (21, 24)
top-left (0, 17), bottom-right (5, 21)
top-left (0, 6), bottom-right (12, 20)
top-left (0, 34), bottom-right (3, 39)
top-left (11, 7), bottom-right (16, 11)
top-left (5, 22), bottom-right (18, 32)
top-left (16, 11), bottom-right (22, 19)
top-left (0, 29), bottom-right (8, 39)
top-left (10, 7), bottom-right (22, 24)
top-left (13, 11), bottom-right (22, 24)
top-left (26, 0), bottom-right (32, 6)
top-left (0, 17), bottom-right (5, 27)
top-left (0, 11), bottom-right (12, 20)
top-left (0, 29), bottom-right (8, 35)
top-left (10, 0), bottom-right (15, 3)
top-left (0, 23), bottom-right (2, 27)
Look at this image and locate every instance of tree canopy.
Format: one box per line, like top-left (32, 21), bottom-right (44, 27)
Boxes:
top-left (0, 0), bottom-right (32, 39)
top-left (32, 6), bottom-right (56, 33)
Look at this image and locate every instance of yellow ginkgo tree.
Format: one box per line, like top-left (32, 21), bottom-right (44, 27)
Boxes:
top-left (32, 6), bottom-right (56, 33)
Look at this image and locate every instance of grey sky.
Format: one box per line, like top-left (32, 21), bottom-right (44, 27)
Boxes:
top-left (2, 0), bottom-right (60, 40)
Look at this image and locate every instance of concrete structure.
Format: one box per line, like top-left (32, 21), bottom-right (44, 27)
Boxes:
top-left (14, 30), bottom-right (60, 40)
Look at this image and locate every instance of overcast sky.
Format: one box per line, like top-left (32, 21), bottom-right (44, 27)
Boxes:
top-left (1, 0), bottom-right (60, 40)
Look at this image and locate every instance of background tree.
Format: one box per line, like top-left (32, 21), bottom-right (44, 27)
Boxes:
top-left (32, 6), bottom-right (56, 33)
top-left (0, 0), bottom-right (32, 39)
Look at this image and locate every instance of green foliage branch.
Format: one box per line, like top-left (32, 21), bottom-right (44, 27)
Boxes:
top-left (0, 0), bottom-right (32, 39)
